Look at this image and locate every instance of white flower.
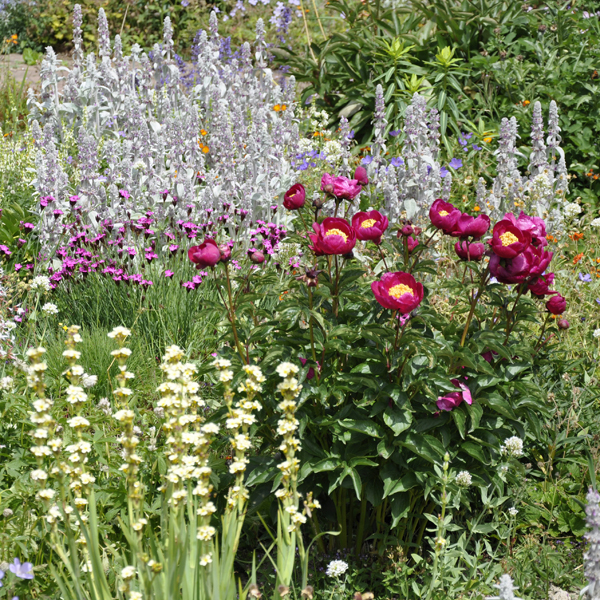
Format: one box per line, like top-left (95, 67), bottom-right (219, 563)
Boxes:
top-left (30, 276), bottom-right (51, 292)
top-left (121, 566), bottom-right (136, 580)
top-left (31, 469), bottom-right (48, 481)
top-left (593, 329), bottom-right (600, 339)
top-left (199, 553), bottom-right (212, 566)
top-left (591, 217), bottom-right (600, 227)
top-left (500, 436), bottom-right (524, 458)
top-left (564, 202), bottom-right (582, 219)
top-left (197, 525), bottom-right (216, 541)
top-left (326, 559), bottom-right (349, 578)
top-left (201, 423), bottom-right (219, 435)
top-left (41, 302), bottom-right (59, 315)
top-left (456, 471), bottom-right (472, 487)
top-left (130, 593), bottom-right (143, 600)
top-left (212, 357), bottom-right (231, 369)
top-left (0, 376), bottom-right (14, 391)
top-left (508, 507), bottom-right (518, 517)
top-left (276, 362), bottom-right (299, 378)
top-left (108, 326), bottom-right (131, 339)
top-left (67, 416), bottom-right (90, 428)
top-left (82, 374), bottom-right (97, 388)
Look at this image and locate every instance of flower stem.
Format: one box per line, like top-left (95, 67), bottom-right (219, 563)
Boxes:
top-left (460, 267), bottom-right (489, 347)
top-left (222, 268), bottom-right (248, 363)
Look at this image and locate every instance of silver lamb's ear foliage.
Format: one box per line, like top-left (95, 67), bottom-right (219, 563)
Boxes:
top-left (97, 8), bottom-right (111, 59)
top-left (163, 16), bottom-right (174, 60)
top-left (72, 4), bottom-right (84, 67)
top-left (582, 487), bottom-right (600, 600)
top-left (371, 84), bottom-right (387, 172)
top-left (487, 574), bottom-right (523, 600)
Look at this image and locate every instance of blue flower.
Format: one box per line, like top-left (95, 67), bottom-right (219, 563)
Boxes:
top-left (389, 129), bottom-right (401, 137)
top-left (9, 559), bottom-right (34, 580)
top-left (449, 158), bottom-right (463, 169)
top-left (361, 155), bottom-right (373, 165)
top-left (597, 298), bottom-right (600, 305)
top-left (472, 144), bottom-right (482, 151)
top-left (0, 569), bottom-right (4, 587)
top-left (390, 157), bottom-right (404, 167)
top-left (181, 0), bottom-right (189, 5)
top-left (440, 166), bottom-right (449, 178)
top-left (579, 272), bottom-right (592, 282)
top-left (347, 130), bottom-right (355, 139)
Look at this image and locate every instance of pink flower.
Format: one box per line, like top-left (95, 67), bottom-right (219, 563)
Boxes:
top-left (351, 210), bottom-right (388, 245)
top-left (490, 218), bottom-right (531, 259)
top-left (450, 213), bottom-right (491, 240)
top-left (283, 183), bottom-right (306, 210)
top-left (454, 241), bottom-right (485, 261)
top-left (320, 173), bottom-right (362, 200)
top-left (309, 217), bottom-right (356, 256)
top-left (165, 270), bottom-right (174, 278)
top-left (546, 294), bottom-right (566, 315)
top-left (406, 235), bottom-right (419, 253)
top-left (353, 166), bottom-right (369, 186)
top-left (371, 272), bottom-right (424, 314)
top-left (429, 199), bottom-right (462, 234)
top-left (188, 239), bottom-right (221, 267)
top-left (436, 379), bottom-right (472, 412)
top-left (528, 273), bottom-right (556, 297)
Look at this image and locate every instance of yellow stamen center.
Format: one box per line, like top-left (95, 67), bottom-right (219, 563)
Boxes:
top-left (361, 219), bottom-right (377, 228)
top-left (439, 210), bottom-right (449, 217)
top-left (500, 231), bottom-right (519, 246)
top-left (389, 283), bottom-right (414, 298)
top-left (325, 228), bottom-right (348, 242)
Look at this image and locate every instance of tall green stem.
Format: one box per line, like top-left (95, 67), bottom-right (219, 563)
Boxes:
top-left (460, 267), bottom-right (489, 347)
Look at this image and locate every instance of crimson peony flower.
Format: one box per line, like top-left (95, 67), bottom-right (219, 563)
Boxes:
top-left (320, 173), bottom-right (362, 200)
top-left (371, 272), bottom-right (424, 314)
top-left (454, 241), bottom-right (485, 261)
top-left (309, 217), bottom-right (356, 255)
top-left (436, 379), bottom-right (472, 412)
top-left (188, 239), bottom-right (221, 267)
top-left (450, 213), bottom-right (491, 240)
top-left (283, 183), bottom-right (306, 210)
top-left (490, 219), bottom-right (531, 258)
top-left (407, 235), bottom-right (419, 253)
top-left (528, 273), bottom-right (556, 297)
top-left (354, 166), bottom-right (369, 186)
top-left (546, 294), bottom-right (566, 315)
top-left (352, 210), bottom-right (388, 245)
top-left (429, 199), bottom-right (462, 234)
top-left (507, 212), bottom-right (547, 247)
top-left (489, 253), bottom-right (532, 284)
top-left (524, 245), bottom-right (553, 277)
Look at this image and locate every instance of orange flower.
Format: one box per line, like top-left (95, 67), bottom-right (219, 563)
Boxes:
top-left (273, 104), bottom-right (281, 111)
top-left (473, 205), bottom-right (481, 212)
top-left (202, 146), bottom-right (209, 154)
top-left (546, 234), bottom-right (557, 243)
top-left (200, 129), bottom-right (207, 136)
top-left (573, 252), bottom-right (584, 264)
top-left (523, 100), bottom-right (530, 106)
top-left (483, 137), bottom-right (492, 143)
top-left (569, 232), bottom-right (584, 241)
top-left (596, 258), bottom-right (600, 264)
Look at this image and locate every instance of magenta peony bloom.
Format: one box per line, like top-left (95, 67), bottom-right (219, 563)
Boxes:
top-left (450, 213), bottom-right (491, 240)
top-left (489, 252), bottom-right (532, 284)
top-left (352, 210), bottom-right (388, 245)
top-left (524, 245), bottom-right (553, 277)
top-left (490, 218), bottom-right (531, 258)
top-left (309, 217), bottom-right (356, 256)
top-left (429, 199), bottom-right (462, 234)
top-left (436, 379), bottom-right (473, 412)
top-left (454, 241), bottom-right (485, 261)
top-left (188, 239), bottom-right (222, 268)
top-left (546, 294), bottom-right (566, 315)
top-left (320, 173), bottom-right (362, 200)
top-left (354, 166), bottom-right (369, 186)
top-left (528, 273), bottom-right (556, 297)
top-left (283, 183), bottom-right (306, 210)
top-left (406, 235), bottom-right (419, 253)
top-left (371, 271), bottom-right (424, 314)
top-left (506, 212), bottom-right (548, 247)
